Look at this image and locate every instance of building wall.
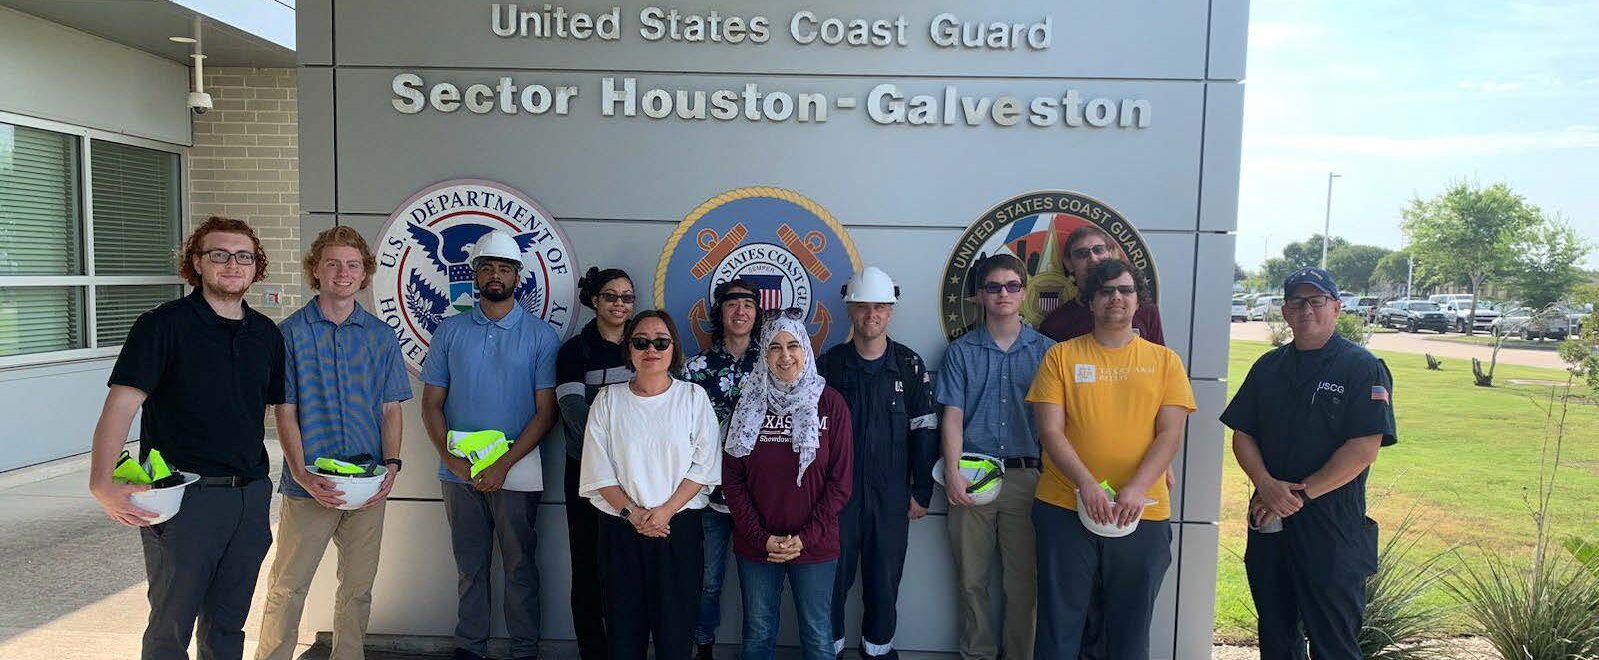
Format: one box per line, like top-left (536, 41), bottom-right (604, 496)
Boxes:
top-left (296, 1), bottom-right (1245, 655)
top-left (0, 6), bottom-right (191, 146)
top-left (0, 7), bottom-right (192, 471)
top-left (188, 67), bottom-right (302, 323)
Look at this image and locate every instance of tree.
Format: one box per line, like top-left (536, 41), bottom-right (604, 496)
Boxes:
top-left (1260, 257), bottom-right (1295, 290)
top-left (1281, 234), bottom-right (1350, 270)
top-left (1402, 181), bottom-right (1541, 334)
top-left (1372, 249), bottom-right (1412, 297)
top-left (1510, 218), bottom-right (1590, 308)
top-left (1326, 244), bottom-right (1392, 294)
top-left (1234, 262), bottom-right (1247, 282)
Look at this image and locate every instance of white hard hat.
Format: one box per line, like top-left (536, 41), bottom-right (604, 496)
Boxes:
top-left (470, 231), bottom-right (524, 268)
top-left (841, 266), bottom-right (899, 303)
top-left (933, 452), bottom-right (1005, 506)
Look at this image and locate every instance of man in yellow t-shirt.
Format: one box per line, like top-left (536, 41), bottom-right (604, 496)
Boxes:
top-left (1025, 259), bottom-right (1196, 660)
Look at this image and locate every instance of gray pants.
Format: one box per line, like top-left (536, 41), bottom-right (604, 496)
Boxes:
top-left (442, 481), bottom-right (542, 657)
top-left (1033, 501), bottom-right (1170, 660)
top-left (140, 479), bottom-right (274, 660)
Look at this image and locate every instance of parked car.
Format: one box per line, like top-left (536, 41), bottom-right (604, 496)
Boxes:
top-left (1340, 295), bottom-right (1380, 321)
top-left (1562, 303), bottom-right (1591, 335)
top-left (1376, 300), bottom-right (1452, 333)
top-left (1443, 298), bottom-right (1501, 334)
top-left (1429, 293), bottom-right (1475, 307)
top-left (1231, 297), bottom-right (1249, 322)
top-left (1249, 295), bottom-right (1283, 321)
top-left (1492, 306), bottom-right (1570, 340)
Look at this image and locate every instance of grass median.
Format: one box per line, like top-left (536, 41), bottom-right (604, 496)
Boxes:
top-left (1213, 339), bottom-right (1599, 642)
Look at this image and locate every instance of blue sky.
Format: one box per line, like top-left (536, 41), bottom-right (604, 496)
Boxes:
top-left (1236, 0), bottom-right (1599, 271)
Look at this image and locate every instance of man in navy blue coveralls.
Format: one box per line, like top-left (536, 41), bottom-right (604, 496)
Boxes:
top-left (1221, 267), bottom-right (1397, 659)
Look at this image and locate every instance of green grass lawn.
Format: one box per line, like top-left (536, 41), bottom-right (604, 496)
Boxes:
top-left (1212, 340), bottom-right (1599, 642)
top-left (1429, 333), bottom-right (1568, 352)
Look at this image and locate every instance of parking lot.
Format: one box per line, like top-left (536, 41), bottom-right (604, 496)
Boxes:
top-left (1227, 320), bottom-right (1568, 370)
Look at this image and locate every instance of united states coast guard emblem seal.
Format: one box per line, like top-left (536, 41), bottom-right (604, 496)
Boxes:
top-left (939, 190), bottom-right (1159, 341)
top-left (373, 179), bottom-right (580, 374)
top-left (656, 187), bottom-right (861, 356)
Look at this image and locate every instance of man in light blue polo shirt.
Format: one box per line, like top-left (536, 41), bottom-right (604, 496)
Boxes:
top-left (258, 226), bottom-right (411, 660)
top-left (420, 231), bottom-right (560, 660)
top-left (936, 254), bottom-right (1054, 660)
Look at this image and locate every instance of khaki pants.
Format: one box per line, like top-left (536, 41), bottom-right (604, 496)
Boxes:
top-left (947, 467), bottom-right (1039, 660)
top-left (255, 495), bottom-right (385, 660)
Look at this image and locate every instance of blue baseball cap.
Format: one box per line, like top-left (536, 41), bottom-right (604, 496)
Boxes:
top-left (1284, 267), bottom-right (1339, 298)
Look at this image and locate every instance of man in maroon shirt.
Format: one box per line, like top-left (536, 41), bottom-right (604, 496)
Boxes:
top-left (1039, 225), bottom-right (1165, 345)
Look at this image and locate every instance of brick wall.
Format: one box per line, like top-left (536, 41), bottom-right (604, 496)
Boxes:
top-left (187, 67), bottom-right (300, 323)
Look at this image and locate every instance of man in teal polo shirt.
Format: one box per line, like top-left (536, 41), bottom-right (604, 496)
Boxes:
top-left (421, 231), bottom-right (561, 660)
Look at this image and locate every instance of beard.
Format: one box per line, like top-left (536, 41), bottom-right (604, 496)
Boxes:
top-left (480, 285), bottom-right (514, 302)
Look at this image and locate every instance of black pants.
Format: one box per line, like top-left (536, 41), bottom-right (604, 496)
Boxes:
top-left (140, 479), bottom-right (273, 660)
top-left (565, 457), bottom-right (608, 660)
top-left (601, 508), bottom-right (704, 660)
top-left (1033, 501), bottom-right (1171, 660)
top-left (1245, 513), bottom-right (1378, 660)
top-left (831, 487), bottom-right (910, 648)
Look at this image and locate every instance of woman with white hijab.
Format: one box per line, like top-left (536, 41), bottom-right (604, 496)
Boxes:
top-left (721, 310), bottom-right (854, 660)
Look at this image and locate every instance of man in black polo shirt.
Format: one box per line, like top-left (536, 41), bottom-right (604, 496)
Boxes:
top-left (88, 216), bottom-right (286, 660)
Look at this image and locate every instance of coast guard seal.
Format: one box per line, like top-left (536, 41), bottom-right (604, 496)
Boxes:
top-left (373, 179), bottom-right (580, 374)
top-left (939, 190), bottom-right (1158, 341)
top-left (656, 187), bottom-right (861, 356)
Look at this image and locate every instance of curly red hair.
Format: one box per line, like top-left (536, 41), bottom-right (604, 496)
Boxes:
top-left (178, 216), bottom-right (269, 287)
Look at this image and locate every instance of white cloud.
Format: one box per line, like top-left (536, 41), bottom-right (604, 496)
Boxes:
top-left (1268, 126), bottom-right (1599, 159)
top-left (1248, 21), bottom-right (1319, 51)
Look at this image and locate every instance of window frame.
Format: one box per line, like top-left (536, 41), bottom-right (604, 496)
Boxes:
top-left (0, 110), bottom-right (189, 369)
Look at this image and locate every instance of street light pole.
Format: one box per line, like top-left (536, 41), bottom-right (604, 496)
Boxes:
top-left (1320, 172), bottom-right (1341, 268)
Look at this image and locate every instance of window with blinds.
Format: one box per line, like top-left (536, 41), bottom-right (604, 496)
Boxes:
top-left (0, 124), bottom-right (81, 276)
top-left (0, 120), bottom-right (185, 361)
top-left (91, 140), bottom-right (179, 275)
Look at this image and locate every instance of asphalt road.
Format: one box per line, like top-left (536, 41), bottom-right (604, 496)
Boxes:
top-left (1228, 321), bottom-right (1567, 370)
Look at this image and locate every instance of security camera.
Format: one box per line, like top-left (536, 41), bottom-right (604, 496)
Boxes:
top-left (188, 91), bottom-right (212, 115)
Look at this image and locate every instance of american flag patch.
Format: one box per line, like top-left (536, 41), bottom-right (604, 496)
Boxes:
top-left (1371, 385), bottom-right (1390, 402)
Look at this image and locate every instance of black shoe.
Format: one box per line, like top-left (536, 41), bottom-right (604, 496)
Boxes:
top-left (695, 642), bottom-right (715, 660)
top-left (861, 648), bottom-right (899, 660)
top-left (451, 649), bottom-right (486, 660)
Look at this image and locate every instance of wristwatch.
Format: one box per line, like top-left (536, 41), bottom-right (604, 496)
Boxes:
top-left (619, 506), bottom-right (633, 519)
top-left (1296, 489), bottom-right (1312, 504)
top-left (381, 457), bottom-right (403, 472)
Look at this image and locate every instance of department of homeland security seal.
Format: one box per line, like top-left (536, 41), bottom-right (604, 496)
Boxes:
top-left (939, 190), bottom-right (1158, 341)
top-left (656, 187), bottom-right (861, 356)
top-left (373, 179), bottom-right (580, 374)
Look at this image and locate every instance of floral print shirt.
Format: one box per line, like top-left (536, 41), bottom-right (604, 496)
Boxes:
top-left (682, 341), bottom-right (761, 425)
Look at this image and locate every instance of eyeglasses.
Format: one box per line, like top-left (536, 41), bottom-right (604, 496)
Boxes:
top-left (1283, 295), bottom-right (1334, 311)
top-left (597, 292), bottom-right (636, 304)
top-left (1070, 244), bottom-right (1111, 260)
top-left (1096, 285), bottom-right (1138, 298)
top-left (777, 306), bottom-right (805, 320)
top-left (979, 281), bottom-right (1024, 295)
top-left (202, 249), bottom-right (258, 265)
top-left (629, 336), bottom-right (673, 352)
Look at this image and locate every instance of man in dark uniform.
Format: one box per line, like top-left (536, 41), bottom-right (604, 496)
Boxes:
top-left (1221, 267), bottom-right (1398, 660)
top-left (819, 266), bottom-right (939, 660)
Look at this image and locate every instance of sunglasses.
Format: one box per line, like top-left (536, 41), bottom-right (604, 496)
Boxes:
top-left (597, 292), bottom-right (636, 304)
top-left (979, 281), bottom-right (1024, 295)
top-left (629, 336), bottom-right (673, 352)
top-left (776, 306), bottom-right (805, 320)
top-left (202, 249), bottom-right (258, 265)
top-left (1070, 244), bottom-right (1111, 260)
top-left (1096, 285), bottom-right (1138, 298)
top-left (1283, 295), bottom-right (1333, 311)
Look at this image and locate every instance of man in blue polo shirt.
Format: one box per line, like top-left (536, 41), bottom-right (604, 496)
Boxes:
top-left (255, 226), bottom-right (412, 660)
top-left (936, 254), bottom-right (1054, 660)
top-left (421, 230), bottom-right (561, 660)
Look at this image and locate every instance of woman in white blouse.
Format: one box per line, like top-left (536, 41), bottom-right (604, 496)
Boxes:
top-left (578, 309), bottom-right (722, 660)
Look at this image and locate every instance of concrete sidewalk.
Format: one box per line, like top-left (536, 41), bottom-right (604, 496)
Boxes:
top-left (0, 447), bottom-right (937, 659)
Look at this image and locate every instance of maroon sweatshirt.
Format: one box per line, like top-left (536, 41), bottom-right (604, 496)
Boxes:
top-left (721, 386), bottom-right (853, 564)
top-left (1039, 298), bottom-right (1166, 345)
